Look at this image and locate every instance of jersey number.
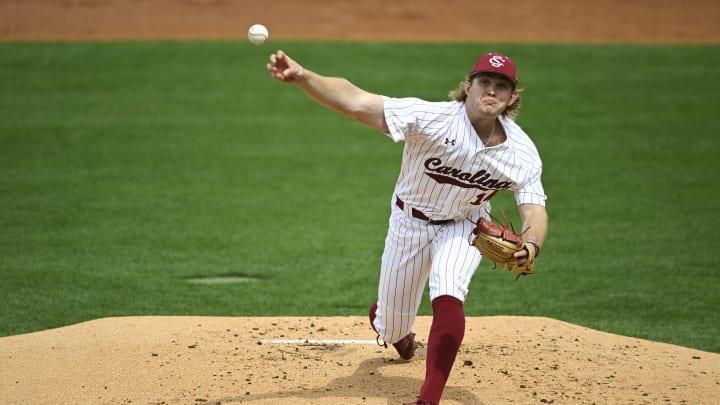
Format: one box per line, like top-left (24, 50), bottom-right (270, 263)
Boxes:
top-left (471, 191), bottom-right (497, 205)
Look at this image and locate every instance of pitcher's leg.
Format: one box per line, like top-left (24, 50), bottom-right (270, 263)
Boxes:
top-left (417, 219), bottom-right (481, 403)
top-left (418, 295), bottom-right (465, 403)
top-left (428, 218), bottom-right (481, 301)
top-left (372, 208), bottom-right (433, 345)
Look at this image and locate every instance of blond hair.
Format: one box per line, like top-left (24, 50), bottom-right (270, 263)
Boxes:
top-left (449, 75), bottom-right (522, 120)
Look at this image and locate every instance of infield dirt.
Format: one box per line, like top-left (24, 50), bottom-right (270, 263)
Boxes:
top-left (1, 1), bottom-right (719, 404)
top-left (2, 316), bottom-right (719, 404)
top-left (1, 0), bottom-right (719, 43)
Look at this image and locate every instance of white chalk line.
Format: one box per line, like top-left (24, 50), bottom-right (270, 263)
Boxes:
top-left (260, 339), bottom-right (381, 345)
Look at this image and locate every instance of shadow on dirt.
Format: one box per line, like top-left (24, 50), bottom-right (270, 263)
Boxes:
top-left (214, 357), bottom-right (483, 404)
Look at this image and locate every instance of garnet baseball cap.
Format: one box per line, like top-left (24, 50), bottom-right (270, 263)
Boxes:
top-left (469, 52), bottom-right (518, 85)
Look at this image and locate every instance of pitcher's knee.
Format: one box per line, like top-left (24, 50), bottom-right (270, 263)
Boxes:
top-left (371, 303), bottom-right (415, 344)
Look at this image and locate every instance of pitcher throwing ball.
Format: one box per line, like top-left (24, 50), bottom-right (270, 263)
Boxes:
top-left (267, 50), bottom-right (549, 405)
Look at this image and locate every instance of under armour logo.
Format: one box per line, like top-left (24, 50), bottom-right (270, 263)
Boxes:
top-left (489, 55), bottom-right (506, 67)
top-left (444, 138), bottom-right (456, 146)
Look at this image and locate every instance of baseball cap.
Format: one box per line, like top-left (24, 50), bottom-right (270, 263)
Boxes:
top-left (469, 53), bottom-right (518, 85)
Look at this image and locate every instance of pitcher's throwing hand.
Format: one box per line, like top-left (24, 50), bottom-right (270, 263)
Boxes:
top-left (267, 50), bottom-right (305, 82)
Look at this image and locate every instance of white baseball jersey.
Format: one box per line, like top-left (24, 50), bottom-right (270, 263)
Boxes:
top-left (384, 97), bottom-right (546, 219)
top-left (372, 96), bottom-right (546, 345)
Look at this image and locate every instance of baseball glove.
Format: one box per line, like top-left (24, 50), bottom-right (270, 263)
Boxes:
top-left (469, 211), bottom-right (538, 280)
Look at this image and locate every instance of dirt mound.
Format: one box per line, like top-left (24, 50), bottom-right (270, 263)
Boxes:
top-left (1, 316), bottom-right (718, 404)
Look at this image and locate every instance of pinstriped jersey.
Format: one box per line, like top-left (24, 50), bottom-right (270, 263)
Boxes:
top-left (383, 96), bottom-right (546, 221)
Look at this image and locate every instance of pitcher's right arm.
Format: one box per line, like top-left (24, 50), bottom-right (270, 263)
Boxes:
top-left (267, 50), bottom-right (388, 133)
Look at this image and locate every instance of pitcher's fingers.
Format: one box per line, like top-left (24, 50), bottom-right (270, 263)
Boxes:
top-left (271, 50), bottom-right (287, 67)
top-left (513, 249), bottom-right (528, 258)
top-left (268, 50), bottom-right (286, 65)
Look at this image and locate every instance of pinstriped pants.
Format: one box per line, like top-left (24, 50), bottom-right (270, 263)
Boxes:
top-left (372, 203), bottom-right (483, 345)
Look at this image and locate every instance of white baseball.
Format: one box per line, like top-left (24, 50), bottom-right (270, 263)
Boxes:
top-left (248, 24), bottom-right (269, 45)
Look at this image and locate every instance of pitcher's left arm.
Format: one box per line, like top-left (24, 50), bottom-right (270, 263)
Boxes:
top-left (515, 203), bottom-right (548, 263)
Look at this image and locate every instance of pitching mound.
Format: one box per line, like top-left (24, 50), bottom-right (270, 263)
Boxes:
top-left (1, 316), bottom-right (718, 404)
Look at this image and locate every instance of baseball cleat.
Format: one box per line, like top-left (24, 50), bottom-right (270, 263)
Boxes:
top-left (403, 400), bottom-right (435, 405)
top-left (393, 332), bottom-right (417, 360)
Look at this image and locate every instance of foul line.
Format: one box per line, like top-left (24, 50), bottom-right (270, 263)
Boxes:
top-left (260, 339), bottom-right (380, 345)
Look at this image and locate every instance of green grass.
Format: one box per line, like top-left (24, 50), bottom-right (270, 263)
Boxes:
top-left (1, 41), bottom-right (719, 353)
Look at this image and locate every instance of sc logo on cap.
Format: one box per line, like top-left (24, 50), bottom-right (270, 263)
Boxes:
top-left (489, 55), bottom-right (506, 67)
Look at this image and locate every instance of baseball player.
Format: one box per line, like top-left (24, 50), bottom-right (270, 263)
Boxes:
top-left (267, 50), bottom-right (548, 405)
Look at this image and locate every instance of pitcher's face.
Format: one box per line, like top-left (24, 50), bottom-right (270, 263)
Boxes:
top-left (464, 73), bottom-right (518, 118)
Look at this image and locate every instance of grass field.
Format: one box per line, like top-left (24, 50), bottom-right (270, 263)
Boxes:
top-left (1, 41), bottom-right (718, 353)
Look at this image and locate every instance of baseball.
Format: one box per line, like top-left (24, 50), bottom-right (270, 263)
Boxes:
top-left (248, 24), bottom-right (269, 45)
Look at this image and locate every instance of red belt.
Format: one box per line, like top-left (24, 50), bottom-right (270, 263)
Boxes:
top-left (395, 196), bottom-right (453, 225)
